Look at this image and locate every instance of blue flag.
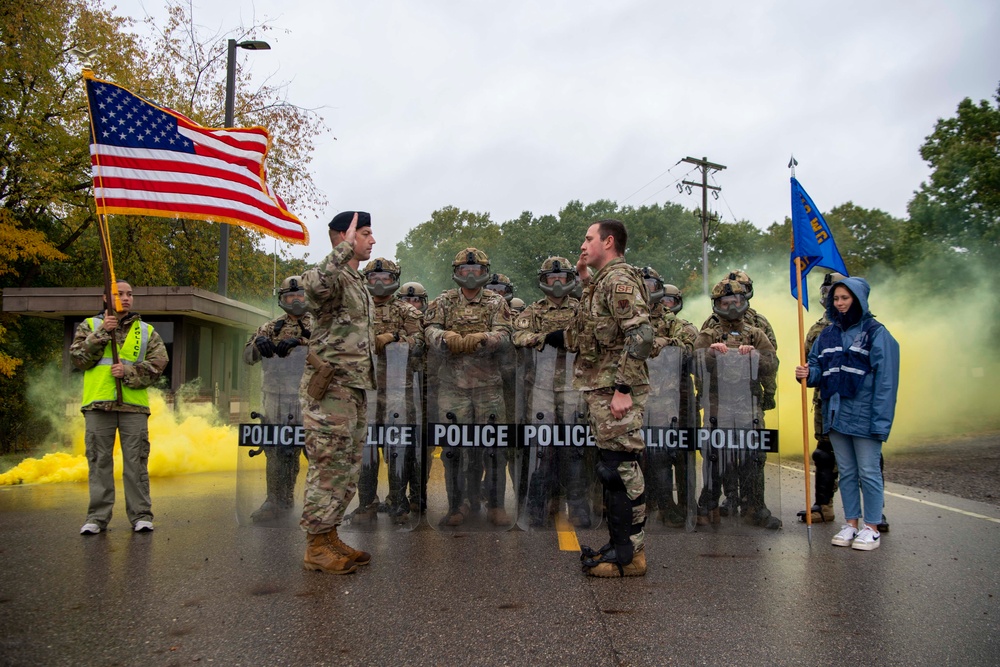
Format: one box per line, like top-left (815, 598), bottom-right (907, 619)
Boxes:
top-left (790, 177), bottom-right (849, 310)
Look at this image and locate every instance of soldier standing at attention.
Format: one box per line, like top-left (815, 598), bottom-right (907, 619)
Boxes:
top-left (299, 211), bottom-right (376, 575)
top-left (242, 276), bottom-right (315, 524)
top-left (571, 220), bottom-right (654, 578)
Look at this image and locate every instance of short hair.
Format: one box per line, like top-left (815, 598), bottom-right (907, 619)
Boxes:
top-left (594, 219), bottom-right (627, 255)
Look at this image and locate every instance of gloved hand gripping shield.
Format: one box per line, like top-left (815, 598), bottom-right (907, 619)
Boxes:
top-left (342, 341), bottom-right (422, 532)
top-left (236, 345), bottom-right (308, 527)
top-left (642, 345), bottom-right (698, 532)
top-left (514, 346), bottom-right (600, 531)
top-left (424, 341), bottom-right (517, 532)
top-left (693, 348), bottom-right (782, 532)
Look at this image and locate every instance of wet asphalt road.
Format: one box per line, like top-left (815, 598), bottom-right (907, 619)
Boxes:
top-left (1, 469), bottom-right (998, 667)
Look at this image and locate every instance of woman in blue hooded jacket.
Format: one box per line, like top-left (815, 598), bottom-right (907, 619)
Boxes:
top-left (795, 277), bottom-right (899, 551)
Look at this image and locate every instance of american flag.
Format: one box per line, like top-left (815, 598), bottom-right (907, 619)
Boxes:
top-left (85, 74), bottom-right (308, 245)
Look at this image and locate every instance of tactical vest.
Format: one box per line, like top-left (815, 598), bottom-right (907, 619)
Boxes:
top-left (82, 317), bottom-right (153, 409)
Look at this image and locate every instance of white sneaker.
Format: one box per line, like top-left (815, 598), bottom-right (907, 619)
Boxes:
top-left (80, 523), bottom-right (101, 535)
top-left (133, 520), bottom-right (154, 533)
top-left (831, 524), bottom-right (858, 547)
top-left (852, 526), bottom-right (881, 551)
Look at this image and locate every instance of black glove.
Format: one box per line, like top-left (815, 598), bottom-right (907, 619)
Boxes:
top-left (275, 338), bottom-right (301, 358)
top-left (255, 336), bottom-right (277, 358)
top-left (543, 329), bottom-right (565, 350)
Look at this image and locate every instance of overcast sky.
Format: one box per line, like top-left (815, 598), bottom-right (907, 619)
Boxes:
top-left (118, 0), bottom-right (1000, 261)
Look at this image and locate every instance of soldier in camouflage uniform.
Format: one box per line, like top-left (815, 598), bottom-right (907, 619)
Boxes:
top-left (570, 220), bottom-right (654, 578)
top-left (395, 281), bottom-right (430, 512)
top-left (71, 280), bottom-right (169, 535)
top-left (486, 272), bottom-right (518, 460)
top-left (509, 297), bottom-right (526, 314)
top-left (694, 278), bottom-right (781, 529)
top-left (641, 270), bottom-right (698, 528)
top-left (424, 248), bottom-right (514, 527)
top-left (243, 275), bottom-right (316, 523)
top-left (396, 281), bottom-right (429, 313)
top-left (354, 258), bottom-right (425, 524)
top-left (299, 211), bottom-right (377, 575)
top-left (700, 269), bottom-right (777, 517)
top-left (512, 256), bottom-right (588, 527)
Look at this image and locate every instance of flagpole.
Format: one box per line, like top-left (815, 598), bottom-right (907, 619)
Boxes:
top-left (81, 65), bottom-right (124, 405)
top-left (789, 155), bottom-right (814, 545)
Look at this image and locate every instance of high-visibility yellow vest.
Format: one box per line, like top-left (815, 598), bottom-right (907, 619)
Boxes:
top-left (82, 317), bottom-right (153, 409)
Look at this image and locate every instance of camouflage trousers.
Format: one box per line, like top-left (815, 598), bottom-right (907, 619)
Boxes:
top-left (583, 387), bottom-right (648, 553)
top-left (300, 385), bottom-right (367, 534)
top-left (437, 383), bottom-right (508, 512)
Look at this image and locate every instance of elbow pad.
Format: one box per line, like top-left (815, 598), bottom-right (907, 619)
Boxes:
top-left (624, 323), bottom-right (654, 360)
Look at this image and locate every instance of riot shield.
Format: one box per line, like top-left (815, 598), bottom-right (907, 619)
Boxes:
top-left (514, 346), bottom-right (599, 531)
top-left (642, 345), bottom-right (697, 532)
top-left (342, 341), bottom-right (423, 533)
top-left (692, 347), bottom-right (782, 532)
top-left (425, 341), bottom-right (517, 532)
top-left (236, 345), bottom-right (308, 527)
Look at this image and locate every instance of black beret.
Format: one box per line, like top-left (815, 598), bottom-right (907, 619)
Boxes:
top-left (328, 211), bottom-right (371, 231)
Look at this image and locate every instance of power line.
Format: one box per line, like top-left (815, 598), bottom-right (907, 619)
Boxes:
top-left (619, 159), bottom-right (684, 204)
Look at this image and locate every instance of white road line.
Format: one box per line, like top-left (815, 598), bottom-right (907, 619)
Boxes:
top-left (777, 463), bottom-right (1000, 524)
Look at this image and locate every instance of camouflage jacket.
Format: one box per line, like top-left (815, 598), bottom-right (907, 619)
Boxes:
top-left (243, 313), bottom-right (317, 365)
top-left (301, 241), bottom-right (376, 391)
top-left (694, 317), bottom-right (777, 396)
top-left (806, 315), bottom-right (830, 404)
top-left (69, 311), bottom-right (169, 414)
top-left (568, 257), bottom-right (650, 391)
top-left (701, 306), bottom-right (777, 350)
top-left (373, 298), bottom-right (425, 353)
top-left (512, 296), bottom-right (579, 349)
top-left (424, 287), bottom-right (513, 389)
top-left (649, 303), bottom-right (698, 357)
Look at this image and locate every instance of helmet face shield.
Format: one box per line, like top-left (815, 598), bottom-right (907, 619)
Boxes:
top-left (398, 295), bottom-right (426, 312)
top-left (538, 270), bottom-right (577, 299)
top-left (713, 294), bottom-right (748, 321)
top-left (644, 278), bottom-right (664, 305)
top-left (365, 271), bottom-right (399, 298)
top-left (662, 295), bottom-right (682, 314)
top-left (453, 263), bottom-right (490, 290)
top-left (278, 289), bottom-right (307, 316)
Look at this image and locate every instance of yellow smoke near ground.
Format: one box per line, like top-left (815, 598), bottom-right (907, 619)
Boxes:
top-left (0, 391), bottom-right (237, 486)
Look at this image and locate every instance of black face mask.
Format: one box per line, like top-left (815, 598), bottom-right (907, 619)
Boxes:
top-left (832, 300), bottom-right (863, 328)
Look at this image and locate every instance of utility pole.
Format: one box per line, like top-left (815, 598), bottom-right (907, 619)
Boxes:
top-left (681, 156), bottom-right (726, 296)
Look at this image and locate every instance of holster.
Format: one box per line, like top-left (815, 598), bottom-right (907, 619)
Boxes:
top-left (305, 351), bottom-right (335, 400)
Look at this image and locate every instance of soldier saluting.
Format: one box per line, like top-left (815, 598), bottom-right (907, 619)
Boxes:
top-left (299, 211), bottom-right (377, 575)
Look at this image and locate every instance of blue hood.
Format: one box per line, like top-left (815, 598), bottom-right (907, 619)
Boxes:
top-left (825, 276), bottom-right (871, 323)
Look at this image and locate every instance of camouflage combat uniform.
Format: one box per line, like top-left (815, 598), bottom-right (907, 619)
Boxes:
top-left (70, 311), bottom-right (169, 528)
top-left (567, 257), bottom-right (651, 555)
top-left (298, 241), bottom-right (376, 534)
top-left (243, 312), bottom-right (315, 516)
top-left (644, 303), bottom-right (699, 526)
top-left (512, 295), bottom-right (588, 525)
top-left (701, 306), bottom-right (777, 408)
top-left (424, 288), bottom-right (513, 516)
top-left (693, 317), bottom-right (778, 525)
top-left (357, 298), bottom-right (425, 513)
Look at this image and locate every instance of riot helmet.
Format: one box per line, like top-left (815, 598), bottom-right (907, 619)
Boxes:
top-left (640, 266), bottom-right (665, 305)
top-left (538, 256), bottom-right (579, 299)
top-left (278, 275), bottom-right (307, 316)
top-left (662, 284), bottom-right (683, 314)
top-left (509, 297), bottom-right (526, 314)
top-left (452, 248), bottom-right (491, 290)
top-left (397, 281), bottom-right (428, 312)
top-left (362, 258), bottom-right (401, 298)
top-left (485, 273), bottom-right (514, 303)
top-left (820, 271), bottom-right (848, 308)
top-left (711, 278), bottom-right (749, 321)
top-left (727, 269), bottom-right (754, 300)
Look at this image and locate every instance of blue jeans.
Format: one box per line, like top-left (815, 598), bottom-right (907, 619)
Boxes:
top-left (829, 431), bottom-right (883, 527)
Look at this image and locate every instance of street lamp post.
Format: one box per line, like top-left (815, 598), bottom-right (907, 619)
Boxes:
top-left (218, 38), bottom-right (270, 297)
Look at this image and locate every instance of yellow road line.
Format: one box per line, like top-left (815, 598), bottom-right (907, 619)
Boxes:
top-left (554, 512), bottom-right (581, 551)
top-left (778, 463), bottom-right (1000, 524)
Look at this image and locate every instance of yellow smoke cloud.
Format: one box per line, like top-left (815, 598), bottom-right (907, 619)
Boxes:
top-left (0, 391), bottom-right (237, 486)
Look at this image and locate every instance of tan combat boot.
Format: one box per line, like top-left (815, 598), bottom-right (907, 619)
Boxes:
top-left (487, 507), bottom-right (512, 527)
top-left (303, 533), bottom-right (358, 574)
top-left (586, 550), bottom-right (647, 578)
top-left (325, 527), bottom-right (371, 566)
top-left (815, 504), bottom-right (836, 522)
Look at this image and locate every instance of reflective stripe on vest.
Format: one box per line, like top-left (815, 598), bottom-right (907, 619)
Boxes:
top-left (82, 317), bottom-right (152, 408)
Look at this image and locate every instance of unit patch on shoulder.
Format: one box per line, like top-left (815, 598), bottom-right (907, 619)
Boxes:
top-left (614, 284), bottom-right (634, 294)
top-left (515, 316), bottom-right (531, 329)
